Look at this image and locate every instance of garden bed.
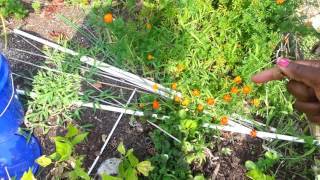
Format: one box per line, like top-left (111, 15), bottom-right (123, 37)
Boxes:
top-left (2, 0), bottom-right (320, 179)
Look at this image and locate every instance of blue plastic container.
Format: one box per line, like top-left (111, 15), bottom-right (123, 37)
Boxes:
top-left (0, 54), bottom-right (42, 179)
top-left (0, 133), bottom-right (41, 179)
top-left (0, 54), bottom-right (24, 142)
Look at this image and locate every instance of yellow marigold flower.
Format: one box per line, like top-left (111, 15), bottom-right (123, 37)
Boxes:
top-left (192, 89), bottom-right (200, 96)
top-left (152, 84), bottom-right (159, 91)
top-left (251, 98), bottom-right (260, 107)
top-left (181, 98), bottom-right (190, 106)
top-left (147, 53), bottom-right (154, 60)
top-left (233, 76), bottom-right (242, 84)
top-left (146, 23), bottom-right (152, 30)
top-left (174, 95), bottom-right (181, 103)
top-left (176, 64), bottom-right (185, 73)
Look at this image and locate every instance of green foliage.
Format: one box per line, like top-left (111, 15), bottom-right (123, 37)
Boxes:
top-left (103, 142), bottom-right (154, 180)
top-left (245, 151), bottom-right (280, 180)
top-left (31, 0), bottom-right (41, 14)
top-left (0, 0), bottom-right (27, 19)
top-left (35, 124), bottom-right (89, 179)
top-left (21, 169), bottom-right (36, 180)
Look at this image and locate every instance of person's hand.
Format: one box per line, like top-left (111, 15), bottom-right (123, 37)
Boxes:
top-left (251, 58), bottom-right (320, 124)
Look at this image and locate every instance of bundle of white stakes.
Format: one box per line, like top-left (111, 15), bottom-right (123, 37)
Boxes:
top-left (13, 29), bottom-right (320, 148)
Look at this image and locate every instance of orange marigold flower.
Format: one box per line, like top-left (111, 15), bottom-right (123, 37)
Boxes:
top-left (104, 13), bottom-right (113, 24)
top-left (146, 23), bottom-right (152, 30)
top-left (276, 0), bottom-right (285, 5)
top-left (233, 76), bottom-right (242, 84)
top-left (192, 89), bottom-right (200, 96)
top-left (147, 53), bottom-right (154, 60)
top-left (207, 97), bottom-right (215, 105)
top-left (174, 95), bottom-right (181, 103)
top-left (152, 84), bottom-right (159, 91)
top-left (243, 85), bottom-right (252, 94)
top-left (220, 116), bottom-right (228, 125)
top-left (223, 94), bottom-right (232, 102)
top-left (152, 100), bottom-right (160, 110)
top-left (230, 87), bottom-right (238, 94)
top-left (250, 129), bottom-right (257, 138)
top-left (197, 104), bottom-right (204, 112)
top-left (171, 82), bottom-right (177, 90)
top-left (251, 98), bottom-right (260, 107)
top-left (181, 98), bottom-right (190, 106)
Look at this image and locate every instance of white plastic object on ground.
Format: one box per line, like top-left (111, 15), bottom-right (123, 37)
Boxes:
top-left (97, 158), bottom-right (121, 177)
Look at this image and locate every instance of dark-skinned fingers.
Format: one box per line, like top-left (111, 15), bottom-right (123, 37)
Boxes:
top-left (295, 60), bottom-right (320, 68)
top-left (307, 115), bottom-right (320, 124)
top-left (287, 80), bottom-right (318, 102)
top-left (294, 101), bottom-right (320, 115)
top-left (251, 67), bottom-right (284, 83)
top-left (277, 58), bottom-right (320, 88)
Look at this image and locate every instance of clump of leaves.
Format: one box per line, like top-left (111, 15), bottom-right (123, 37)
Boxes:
top-left (102, 142), bottom-right (154, 180)
top-left (31, 0), bottom-right (41, 14)
top-left (26, 70), bottom-right (80, 130)
top-left (36, 124), bottom-right (89, 180)
top-left (245, 151), bottom-right (280, 180)
top-left (0, 0), bottom-right (28, 19)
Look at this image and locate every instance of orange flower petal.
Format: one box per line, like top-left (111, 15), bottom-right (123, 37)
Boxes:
top-left (152, 100), bottom-right (160, 109)
top-left (197, 104), bottom-right (204, 112)
top-left (220, 116), bottom-right (228, 125)
top-left (243, 85), bottom-right (252, 94)
top-left (223, 94), bottom-right (232, 102)
top-left (171, 82), bottom-right (177, 90)
top-left (104, 13), bottom-right (113, 24)
top-left (207, 97), bottom-right (215, 105)
top-left (250, 129), bottom-right (257, 138)
top-left (231, 87), bottom-right (238, 94)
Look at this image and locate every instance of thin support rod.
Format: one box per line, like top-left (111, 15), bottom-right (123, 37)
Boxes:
top-left (87, 89), bottom-right (137, 175)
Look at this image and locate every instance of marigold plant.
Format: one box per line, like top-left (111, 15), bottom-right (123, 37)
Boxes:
top-left (223, 94), bottom-right (232, 102)
top-left (192, 89), bottom-right (200, 96)
top-left (233, 76), bottom-right (242, 84)
top-left (152, 100), bottom-right (160, 110)
top-left (243, 85), bottom-right (252, 94)
top-left (220, 116), bottom-right (228, 125)
top-left (207, 97), bottom-right (215, 105)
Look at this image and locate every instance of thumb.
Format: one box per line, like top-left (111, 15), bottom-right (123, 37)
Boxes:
top-left (277, 58), bottom-right (320, 89)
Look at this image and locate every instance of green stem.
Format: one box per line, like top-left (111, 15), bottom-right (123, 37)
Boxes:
top-left (0, 14), bottom-right (7, 50)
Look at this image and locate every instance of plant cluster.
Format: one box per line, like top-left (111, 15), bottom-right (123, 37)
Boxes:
top-left (0, 0), bottom-right (27, 19)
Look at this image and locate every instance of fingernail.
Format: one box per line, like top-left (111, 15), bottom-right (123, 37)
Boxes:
top-left (276, 58), bottom-right (290, 68)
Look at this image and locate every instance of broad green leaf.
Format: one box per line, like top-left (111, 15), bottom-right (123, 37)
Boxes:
top-left (48, 152), bottom-right (60, 160)
top-left (118, 161), bottom-right (126, 177)
top-left (101, 174), bottom-right (123, 180)
top-left (124, 168), bottom-right (138, 180)
top-left (136, 161), bottom-right (154, 176)
top-left (21, 169), bottom-right (36, 180)
top-left (264, 151), bottom-right (279, 160)
top-left (117, 142), bottom-right (126, 155)
top-left (245, 160), bottom-right (257, 170)
top-left (71, 132), bottom-right (89, 145)
top-left (35, 155), bottom-right (52, 167)
top-left (194, 175), bottom-right (206, 180)
top-left (127, 149), bottom-right (139, 167)
top-left (66, 124), bottom-right (79, 138)
top-left (54, 138), bottom-right (72, 161)
top-left (180, 119), bottom-right (198, 134)
top-left (246, 169), bottom-right (274, 180)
